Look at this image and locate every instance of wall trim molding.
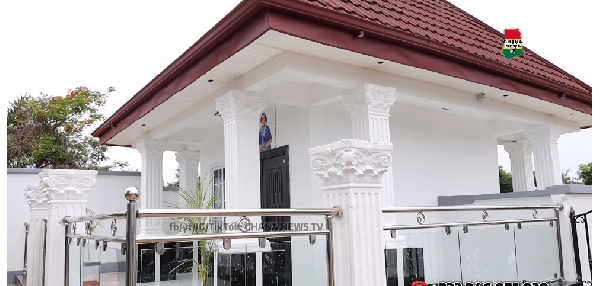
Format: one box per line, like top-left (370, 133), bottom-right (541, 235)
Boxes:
top-left (7, 168), bottom-right (141, 176)
top-left (438, 184), bottom-right (592, 206)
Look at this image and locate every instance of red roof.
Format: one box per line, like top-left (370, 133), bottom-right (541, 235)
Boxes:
top-left (298, 0), bottom-right (591, 94)
top-left (93, 0), bottom-right (592, 145)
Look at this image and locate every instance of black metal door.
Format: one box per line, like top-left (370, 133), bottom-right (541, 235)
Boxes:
top-left (260, 145), bottom-right (292, 286)
top-left (260, 145), bottom-right (291, 235)
top-left (570, 207), bottom-right (592, 285)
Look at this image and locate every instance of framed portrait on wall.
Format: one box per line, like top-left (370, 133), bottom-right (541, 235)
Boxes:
top-left (259, 108), bottom-right (276, 152)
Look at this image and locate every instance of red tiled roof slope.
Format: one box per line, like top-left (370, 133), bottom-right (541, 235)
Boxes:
top-left (297, 0), bottom-right (591, 95)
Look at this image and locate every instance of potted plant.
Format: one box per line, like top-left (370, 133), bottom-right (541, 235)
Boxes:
top-left (164, 174), bottom-right (218, 285)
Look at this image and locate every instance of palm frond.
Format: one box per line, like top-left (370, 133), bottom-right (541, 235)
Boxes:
top-left (162, 173), bottom-right (221, 284)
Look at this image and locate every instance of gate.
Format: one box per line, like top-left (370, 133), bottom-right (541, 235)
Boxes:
top-left (570, 207), bottom-right (592, 285)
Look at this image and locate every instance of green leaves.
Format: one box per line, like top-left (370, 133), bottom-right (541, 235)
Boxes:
top-left (164, 175), bottom-right (218, 284)
top-left (577, 162), bottom-right (592, 185)
top-left (499, 165), bottom-right (513, 193)
top-left (7, 86), bottom-right (128, 170)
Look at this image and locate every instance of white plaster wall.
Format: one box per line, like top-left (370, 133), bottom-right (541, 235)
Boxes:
top-left (390, 103), bottom-right (500, 208)
top-left (200, 102), bottom-right (501, 209)
top-left (198, 100), bottom-right (503, 285)
top-left (6, 170), bottom-right (141, 272)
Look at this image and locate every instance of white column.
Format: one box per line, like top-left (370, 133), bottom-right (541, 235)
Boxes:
top-left (41, 169), bottom-right (97, 286)
top-left (215, 90), bottom-right (265, 210)
top-left (525, 124), bottom-right (563, 190)
top-left (175, 150), bottom-right (201, 197)
top-left (175, 150), bottom-right (201, 282)
top-left (503, 139), bottom-right (535, 192)
top-left (134, 139), bottom-right (168, 235)
top-left (25, 185), bottom-right (49, 286)
top-left (309, 139), bottom-right (392, 286)
top-left (342, 83), bottom-right (397, 226)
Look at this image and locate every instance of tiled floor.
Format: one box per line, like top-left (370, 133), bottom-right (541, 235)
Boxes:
top-left (83, 272), bottom-right (216, 286)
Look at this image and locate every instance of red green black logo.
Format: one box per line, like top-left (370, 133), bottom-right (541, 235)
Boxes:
top-left (503, 29), bottom-right (524, 59)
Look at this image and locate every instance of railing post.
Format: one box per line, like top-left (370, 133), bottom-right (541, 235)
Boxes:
top-left (125, 187), bottom-right (139, 286)
top-left (63, 222), bottom-right (70, 286)
top-left (309, 140), bottom-right (392, 286)
top-left (42, 218), bottom-right (47, 286)
top-left (325, 214), bottom-right (335, 286)
top-left (23, 223), bottom-right (29, 285)
top-left (554, 208), bottom-right (565, 280)
top-left (569, 207), bottom-right (583, 282)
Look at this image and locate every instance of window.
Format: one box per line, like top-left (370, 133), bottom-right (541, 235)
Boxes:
top-left (212, 164), bottom-right (225, 231)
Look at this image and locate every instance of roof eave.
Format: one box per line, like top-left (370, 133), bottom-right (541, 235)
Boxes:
top-left (94, 0), bottom-right (592, 145)
top-left (92, 0), bottom-right (264, 139)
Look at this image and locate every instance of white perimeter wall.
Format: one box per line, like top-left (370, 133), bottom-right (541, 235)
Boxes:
top-left (6, 170), bottom-right (141, 272)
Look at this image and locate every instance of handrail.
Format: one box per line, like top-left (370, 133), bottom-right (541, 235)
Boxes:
top-left (65, 230), bottom-right (330, 244)
top-left (62, 211), bottom-right (126, 223)
top-left (383, 217), bottom-right (556, 231)
top-left (137, 208), bottom-right (340, 218)
top-left (136, 230), bottom-right (329, 243)
top-left (61, 187), bottom-right (339, 286)
top-left (382, 204), bottom-right (561, 213)
top-left (66, 234), bottom-right (126, 243)
top-left (62, 208), bottom-right (340, 223)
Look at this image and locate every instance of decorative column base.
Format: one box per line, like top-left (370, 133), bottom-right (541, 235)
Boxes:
top-left (309, 139), bottom-right (392, 286)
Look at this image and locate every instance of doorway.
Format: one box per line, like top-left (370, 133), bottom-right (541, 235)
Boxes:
top-left (260, 145), bottom-right (292, 285)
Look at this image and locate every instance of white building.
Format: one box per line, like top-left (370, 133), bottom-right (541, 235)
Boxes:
top-left (22, 1), bottom-right (593, 286)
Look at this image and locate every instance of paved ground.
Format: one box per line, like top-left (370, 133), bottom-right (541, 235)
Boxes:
top-left (82, 272), bottom-right (208, 286)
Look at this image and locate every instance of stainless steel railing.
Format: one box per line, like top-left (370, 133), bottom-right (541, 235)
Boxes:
top-left (42, 218), bottom-right (47, 286)
top-left (62, 187), bottom-right (340, 286)
top-left (382, 204), bottom-right (565, 281)
top-left (23, 222), bottom-right (29, 286)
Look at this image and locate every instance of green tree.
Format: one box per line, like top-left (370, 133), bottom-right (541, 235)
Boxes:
top-left (166, 168), bottom-right (181, 187)
top-left (562, 168), bottom-right (579, 184)
top-left (577, 162), bottom-right (592, 185)
top-left (499, 165), bottom-right (513, 193)
top-left (7, 86), bottom-right (128, 170)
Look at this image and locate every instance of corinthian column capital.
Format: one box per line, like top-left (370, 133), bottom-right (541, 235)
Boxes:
top-left (25, 185), bottom-right (49, 210)
top-left (502, 139), bottom-right (531, 156)
top-left (215, 90), bottom-right (266, 122)
top-left (309, 139), bottom-right (393, 187)
top-left (134, 139), bottom-right (168, 158)
top-left (175, 150), bottom-right (201, 167)
top-left (342, 83), bottom-right (397, 117)
top-left (40, 169), bottom-right (97, 201)
top-left (524, 124), bottom-right (563, 146)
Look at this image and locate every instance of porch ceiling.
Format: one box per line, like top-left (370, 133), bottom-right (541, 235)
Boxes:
top-left (102, 30), bottom-right (591, 147)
